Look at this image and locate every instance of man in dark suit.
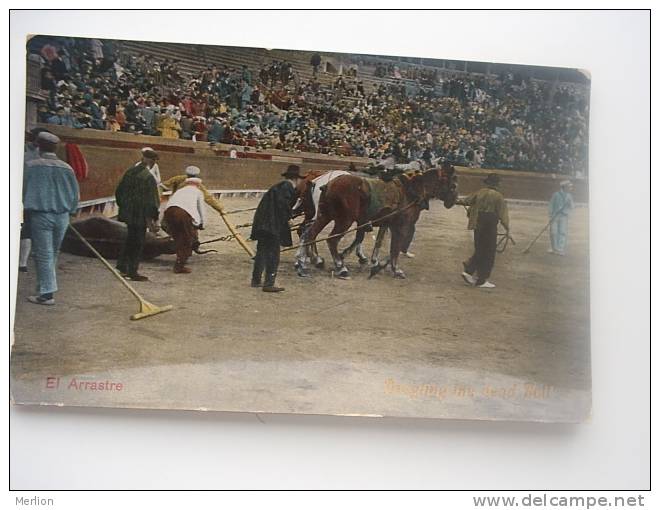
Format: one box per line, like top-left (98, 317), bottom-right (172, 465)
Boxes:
top-left (115, 148), bottom-right (160, 281)
top-left (250, 165), bottom-right (306, 292)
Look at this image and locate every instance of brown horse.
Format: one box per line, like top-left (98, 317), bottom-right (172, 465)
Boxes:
top-left (292, 168), bottom-right (362, 275)
top-left (305, 164), bottom-right (458, 278)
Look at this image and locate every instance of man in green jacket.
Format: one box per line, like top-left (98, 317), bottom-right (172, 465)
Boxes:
top-left (458, 173), bottom-right (510, 289)
top-left (115, 148), bottom-right (160, 281)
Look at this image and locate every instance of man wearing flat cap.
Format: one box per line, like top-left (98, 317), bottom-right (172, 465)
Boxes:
top-left (250, 164), bottom-right (306, 292)
top-left (457, 173), bottom-right (510, 289)
top-left (22, 132), bottom-right (80, 305)
top-left (115, 148), bottom-right (160, 281)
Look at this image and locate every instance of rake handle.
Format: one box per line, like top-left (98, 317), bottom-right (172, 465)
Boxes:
top-left (68, 224), bottom-right (147, 304)
top-left (522, 209), bottom-right (562, 254)
top-left (218, 209), bottom-right (255, 257)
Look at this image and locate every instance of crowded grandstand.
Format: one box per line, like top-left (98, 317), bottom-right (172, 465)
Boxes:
top-left (27, 35), bottom-right (590, 176)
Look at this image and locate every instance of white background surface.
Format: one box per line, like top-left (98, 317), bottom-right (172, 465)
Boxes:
top-left (6, 9), bottom-right (650, 495)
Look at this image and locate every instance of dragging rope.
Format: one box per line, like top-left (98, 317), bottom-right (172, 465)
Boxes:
top-left (497, 231), bottom-right (516, 253)
top-left (199, 233), bottom-right (240, 245)
top-left (234, 222), bottom-right (253, 229)
top-left (222, 206), bottom-right (258, 216)
top-left (201, 199), bottom-right (418, 253)
top-left (280, 200), bottom-right (420, 253)
top-left (198, 221), bottom-right (306, 247)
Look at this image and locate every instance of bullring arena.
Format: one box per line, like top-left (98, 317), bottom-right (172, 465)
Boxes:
top-left (12, 129), bottom-right (590, 422)
top-left (12, 38), bottom-right (591, 422)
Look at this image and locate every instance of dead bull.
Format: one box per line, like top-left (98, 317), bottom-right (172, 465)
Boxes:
top-left (61, 216), bottom-right (215, 260)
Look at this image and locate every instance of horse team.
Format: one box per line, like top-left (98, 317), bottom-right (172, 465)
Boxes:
top-left (293, 162), bottom-right (459, 279)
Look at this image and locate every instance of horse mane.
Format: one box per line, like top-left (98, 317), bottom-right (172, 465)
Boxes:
top-left (401, 166), bottom-right (456, 202)
top-left (399, 171), bottom-right (429, 202)
top-left (296, 169), bottom-right (325, 194)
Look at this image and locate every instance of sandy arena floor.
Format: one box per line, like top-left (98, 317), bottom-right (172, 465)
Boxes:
top-left (11, 198), bottom-right (590, 422)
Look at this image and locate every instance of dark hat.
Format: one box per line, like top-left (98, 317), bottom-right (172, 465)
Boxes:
top-left (483, 173), bottom-right (500, 187)
top-left (281, 164), bottom-right (306, 179)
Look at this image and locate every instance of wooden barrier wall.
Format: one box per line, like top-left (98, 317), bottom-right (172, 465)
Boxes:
top-left (34, 125), bottom-right (588, 203)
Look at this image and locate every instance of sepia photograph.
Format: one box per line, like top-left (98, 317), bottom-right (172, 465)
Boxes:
top-left (11, 30), bottom-right (591, 423)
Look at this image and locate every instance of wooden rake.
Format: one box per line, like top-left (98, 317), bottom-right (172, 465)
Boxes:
top-left (69, 225), bottom-right (173, 320)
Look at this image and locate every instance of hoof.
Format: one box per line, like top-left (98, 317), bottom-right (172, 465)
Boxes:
top-left (368, 263), bottom-right (385, 279)
top-left (297, 268), bottom-right (311, 278)
top-left (314, 259), bottom-right (325, 269)
top-left (358, 256), bottom-right (369, 265)
top-left (393, 270), bottom-right (407, 279)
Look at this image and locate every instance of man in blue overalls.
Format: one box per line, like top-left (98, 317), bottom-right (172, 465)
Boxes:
top-left (548, 180), bottom-right (575, 256)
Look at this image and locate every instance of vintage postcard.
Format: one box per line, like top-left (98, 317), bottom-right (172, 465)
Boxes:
top-left (11, 34), bottom-right (590, 422)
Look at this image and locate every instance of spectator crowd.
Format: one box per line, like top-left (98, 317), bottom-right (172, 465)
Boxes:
top-left (28, 36), bottom-right (589, 175)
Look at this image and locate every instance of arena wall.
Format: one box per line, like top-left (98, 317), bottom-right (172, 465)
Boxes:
top-left (32, 125), bottom-right (588, 203)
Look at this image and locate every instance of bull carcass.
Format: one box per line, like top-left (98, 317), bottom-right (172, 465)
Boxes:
top-left (61, 216), bottom-right (176, 260)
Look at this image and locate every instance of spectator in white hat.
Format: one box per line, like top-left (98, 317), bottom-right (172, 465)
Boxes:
top-left (22, 131), bottom-right (80, 305)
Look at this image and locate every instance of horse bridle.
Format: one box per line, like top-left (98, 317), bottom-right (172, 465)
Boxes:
top-left (439, 167), bottom-right (458, 201)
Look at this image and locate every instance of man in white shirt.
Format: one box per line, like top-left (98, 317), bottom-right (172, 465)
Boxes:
top-left (163, 167), bottom-right (207, 274)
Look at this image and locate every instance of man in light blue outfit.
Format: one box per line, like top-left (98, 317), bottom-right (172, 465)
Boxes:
top-left (548, 180), bottom-right (575, 256)
top-left (19, 128), bottom-right (48, 272)
top-left (22, 132), bottom-right (79, 305)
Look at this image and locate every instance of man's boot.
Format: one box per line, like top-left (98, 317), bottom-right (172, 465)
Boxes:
top-left (262, 273), bottom-right (284, 293)
top-left (251, 265), bottom-right (263, 287)
top-left (174, 260), bottom-right (191, 274)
